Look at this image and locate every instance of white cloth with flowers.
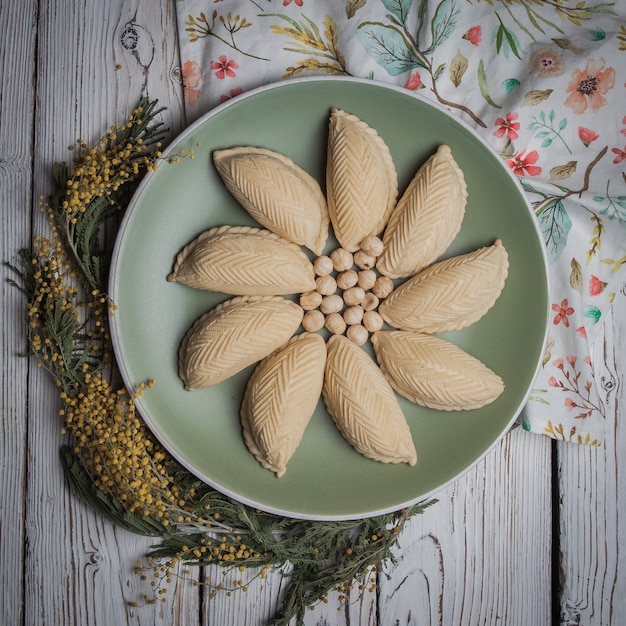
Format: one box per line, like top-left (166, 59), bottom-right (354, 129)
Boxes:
top-left (174, 0), bottom-right (626, 445)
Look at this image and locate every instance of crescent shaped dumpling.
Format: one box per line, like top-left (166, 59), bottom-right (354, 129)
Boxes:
top-left (241, 333), bottom-right (326, 478)
top-left (326, 108), bottom-right (398, 252)
top-left (167, 225), bottom-right (316, 296)
top-left (377, 145), bottom-right (467, 279)
top-left (372, 331), bottom-right (505, 411)
top-left (322, 335), bottom-right (417, 466)
top-left (213, 146), bottom-right (329, 255)
top-left (179, 296), bottom-right (303, 390)
top-left (379, 240), bottom-right (509, 334)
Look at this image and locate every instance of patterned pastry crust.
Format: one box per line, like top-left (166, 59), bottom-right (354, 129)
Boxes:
top-left (372, 331), bottom-right (505, 411)
top-left (379, 240), bottom-right (509, 333)
top-left (167, 225), bottom-right (316, 296)
top-left (179, 296), bottom-right (303, 390)
top-left (326, 108), bottom-right (398, 252)
top-left (377, 145), bottom-right (467, 279)
top-left (241, 333), bottom-right (326, 477)
top-left (213, 146), bottom-right (329, 255)
top-left (322, 335), bottom-right (417, 466)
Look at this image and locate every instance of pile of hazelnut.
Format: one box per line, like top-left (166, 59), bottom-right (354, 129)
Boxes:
top-left (299, 235), bottom-right (394, 345)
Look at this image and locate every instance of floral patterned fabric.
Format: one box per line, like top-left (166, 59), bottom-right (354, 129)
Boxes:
top-left (174, 0), bottom-right (626, 445)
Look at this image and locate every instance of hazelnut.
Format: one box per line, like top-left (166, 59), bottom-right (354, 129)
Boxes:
top-left (299, 290), bottom-right (322, 310)
top-left (360, 235), bottom-right (384, 257)
top-left (320, 294), bottom-right (344, 314)
top-left (343, 286), bottom-right (365, 306)
top-left (361, 293), bottom-right (379, 311)
top-left (346, 324), bottom-right (368, 345)
top-left (363, 310), bottom-right (383, 332)
top-left (313, 255), bottom-right (334, 276)
top-left (357, 269), bottom-right (377, 290)
top-left (302, 310), bottom-right (325, 332)
top-left (325, 312), bottom-right (347, 335)
top-left (353, 250), bottom-right (375, 270)
top-left (336, 269), bottom-right (358, 290)
top-left (330, 248), bottom-right (353, 272)
top-left (372, 276), bottom-right (394, 299)
top-left (315, 275), bottom-right (337, 296)
top-left (343, 305), bottom-right (364, 326)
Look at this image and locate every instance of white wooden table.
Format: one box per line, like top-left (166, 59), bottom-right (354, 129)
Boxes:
top-left (2, 2), bottom-right (625, 625)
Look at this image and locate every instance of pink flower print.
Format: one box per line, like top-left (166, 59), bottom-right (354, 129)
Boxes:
top-left (578, 127), bottom-right (599, 147)
top-left (564, 58), bottom-right (615, 114)
top-left (283, 0), bottom-right (303, 5)
top-left (463, 26), bottom-right (482, 46)
top-left (404, 71), bottom-right (423, 90)
top-left (506, 150), bottom-right (542, 177)
top-left (589, 275), bottom-right (606, 296)
top-left (210, 55), bottom-right (239, 79)
top-left (529, 48), bottom-right (565, 78)
top-left (548, 376), bottom-right (559, 387)
top-left (564, 397), bottom-right (577, 411)
top-left (621, 116), bottom-right (626, 138)
top-left (552, 299), bottom-right (574, 327)
top-left (576, 326), bottom-right (587, 339)
top-left (493, 112), bottom-right (520, 140)
top-left (612, 146), bottom-right (626, 164)
top-left (219, 87), bottom-right (244, 104)
top-left (182, 60), bottom-right (203, 107)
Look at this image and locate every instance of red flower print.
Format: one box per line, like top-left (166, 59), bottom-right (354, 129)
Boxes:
top-left (589, 275), bottom-right (606, 295)
top-left (564, 58), bottom-right (615, 114)
top-left (182, 60), bottom-right (203, 107)
top-left (219, 87), bottom-right (244, 103)
top-left (210, 55), bottom-right (239, 79)
top-left (564, 397), bottom-right (577, 411)
top-left (493, 112), bottom-right (520, 140)
top-left (552, 299), bottom-right (574, 327)
top-left (283, 0), bottom-right (303, 5)
top-left (621, 116), bottom-right (626, 138)
top-left (577, 127), bottom-right (599, 147)
top-left (576, 326), bottom-right (587, 339)
top-left (612, 146), bottom-right (626, 164)
top-left (506, 150), bottom-right (542, 177)
top-left (404, 71), bottom-right (423, 90)
top-left (463, 26), bottom-right (482, 46)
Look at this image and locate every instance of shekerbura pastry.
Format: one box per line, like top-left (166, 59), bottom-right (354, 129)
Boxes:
top-left (326, 108), bottom-right (398, 252)
top-left (167, 225), bottom-right (315, 296)
top-left (377, 144), bottom-right (467, 279)
top-left (179, 296), bottom-right (303, 390)
top-left (213, 146), bottom-right (329, 255)
top-left (241, 333), bottom-right (326, 477)
top-left (379, 240), bottom-right (509, 333)
top-left (372, 331), bottom-right (505, 410)
top-left (322, 335), bottom-right (417, 466)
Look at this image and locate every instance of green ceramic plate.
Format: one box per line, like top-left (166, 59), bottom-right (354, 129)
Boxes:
top-left (109, 77), bottom-right (549, 520)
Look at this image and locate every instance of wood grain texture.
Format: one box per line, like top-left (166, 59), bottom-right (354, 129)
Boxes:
top-left (0, 2), bottom-right (38, 625)
top-left (556, 286), bottom-right (626, 626)
top-left (21, 1), bottom-right (197, 625)
top-left (3, 1), bottom-right (625, 625)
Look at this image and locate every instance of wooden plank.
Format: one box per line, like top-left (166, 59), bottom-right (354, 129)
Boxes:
top-left (376, 427), bottom-right (553, 625)
top-left (22, 1), bottom-right (197, 624)
top-left (556, 284), bottom-right (626, 625)
top-left (0, 2), bottom-right (38, 626)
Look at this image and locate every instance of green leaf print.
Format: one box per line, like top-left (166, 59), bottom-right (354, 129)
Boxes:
top-left (356, 22), bottom-right (428, 74)
top-left (528, 110), bottom-right (572, 154)
top-left (423, 0), bottom-right (461, 55)
top-left (494, 15), bottom-right (522, 60)
top-left (382, 0), bottom-right (413, 23)
top-left (477, 59), bottom-right (502, 108)
top-left (535, 197), bottom-right (572, 262)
